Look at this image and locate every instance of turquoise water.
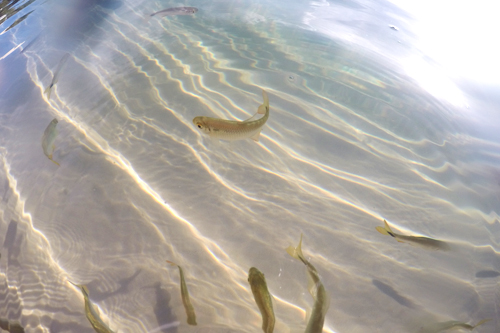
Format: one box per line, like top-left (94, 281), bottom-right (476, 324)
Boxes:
top-left (0, 0), bottom-right (499, 332)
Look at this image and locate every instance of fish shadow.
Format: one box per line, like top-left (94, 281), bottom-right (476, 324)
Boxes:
top-left (153, 282), bottom-right (178, 333)
top-left (86, 268), bottom-right (142, 302)
top-left (3, 220), bottom-right (22, 264)
top-left (48, 318), bottom-right (94, 333)
top-left (3, 220), bottom-right (18, 250)
top-left (372, 279), bottom-right (417, 309)
top-left (475, 270), bottom-right (500, 278)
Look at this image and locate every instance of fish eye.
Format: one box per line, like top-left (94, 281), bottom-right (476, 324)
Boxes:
top-left (197, 123), bottom-right (203, 129)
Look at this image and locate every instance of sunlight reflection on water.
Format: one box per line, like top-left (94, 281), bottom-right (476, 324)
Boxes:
top-left (0, 0), bottom-right (499, 332)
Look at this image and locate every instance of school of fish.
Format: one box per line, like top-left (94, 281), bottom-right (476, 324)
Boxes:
top-left (4, 1), bottom-right (491, 332)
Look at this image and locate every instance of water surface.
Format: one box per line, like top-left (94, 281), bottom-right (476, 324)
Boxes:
top-left (0, 0), bottom-right (499, 332)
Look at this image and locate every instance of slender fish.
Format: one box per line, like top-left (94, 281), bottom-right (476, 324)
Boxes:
top-left (41, 118), bottom-right (60, 166)
top-left (149, 7), bottom-right (198, 18)
top-left (418, 318), bottom-right (490, 333)
top-left (166, 261), bottom-right (197, 325)
top-left (286, 234), bottom-right (330, 333)
top-left (70, 282), bottom-right (115, 333)
top-left (248, 267), bottom-right (275, 333)
top-left (376, 220), bottom-right (450, 251)
top-left (44, 53), bottom-right (70, 99)
top-left (193, 89), bottom-right (270, 142)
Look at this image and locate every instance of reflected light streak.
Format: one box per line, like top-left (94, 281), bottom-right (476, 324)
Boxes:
top-left (257, 136), bottom-right (403, 217)
top-left (25, 52), bottom-right (251, 282)
top-left (103, 11), bottom-right (259, 129)
top-left (146, 321), bottom-right (180, 333)
top-left (0, 42), bottom-right (23, 60)
top-left (185, 141), bottom-right (262, 203)
top-left (252, 156), bottom-right (380, 222)
top-left (0, 155), bottom-right (69, 278)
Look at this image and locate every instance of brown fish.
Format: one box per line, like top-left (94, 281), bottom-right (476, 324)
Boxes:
top-left (166, 261), bottom-right (197, 325)
top-left (248, 267), bottom-right (275, 333)
top-left (376, 220), bottom-right (450, 251)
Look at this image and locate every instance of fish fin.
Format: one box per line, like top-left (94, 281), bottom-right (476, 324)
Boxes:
top-left (307, 271), bottom-right (317, 299)
top-left (376, 226), bottom-right (390, 236)
top-left (207, 136), bottom-right (220, 146)
top-left (286, 233), bottom-right (304, 260)
top-left (473, 319), bottom-right (491, 328)
top-left (242, 113), bottom-right (259, 123)
top-left (257, 90), bottom-right (269, 114)
top-left (250, 131), bottom-right (261, 142)
top-left (144, 14), bottom-right (153, 23)
top-left (166, 260), bottom-right (178, 267)
top-left (383, 220), bottom-right (394, 233)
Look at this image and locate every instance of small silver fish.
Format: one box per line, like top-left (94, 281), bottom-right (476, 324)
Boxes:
top-left (150, 7), bottom-right (198, 18)
top-left (41, 118), bottom-right (60, 166)
top-left (418, 318), bottom-right (491, 333)
top-left (376, 220), bottom-right (450, 251)
top-left (193, 90), bottom-right (270, 142)
top-left (70, 282), bottom-right (115, 333)
top-left (44, 53), bottom-right (70, 99)
top-left (248, 267), bottom-right (275, 333)
top-left (166, 261), bottom-right (197, 325)
top-left (286, 234), bottom-right (330, 333)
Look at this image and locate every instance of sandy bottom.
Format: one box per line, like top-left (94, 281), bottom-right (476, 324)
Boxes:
top-left (0, 0), bottom-right (499, 332)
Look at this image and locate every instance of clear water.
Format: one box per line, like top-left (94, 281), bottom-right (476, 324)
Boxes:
top-left (0, 0), bottom-right (499, 332)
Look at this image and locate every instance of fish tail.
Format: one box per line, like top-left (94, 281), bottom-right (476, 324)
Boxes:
top-left (376, 220), bottom-right (395, 237)
top-left (50, 158), bottom-right (60, 166)
top-left (286, 233), bottom-right (304, 260)
top-left (144, 13), bottom-right (153, 23)
top-left (166, 260), bottom-right (178, 267)
top-left (383, 220), bottom-right (394, 233)
top-left (68, 281), bottom-right (88, 296)
top-left (257, 90), bottom-right (269, 114)
top-left (44, 86), bottom-right (52, 99)
top-left (473, 319), bottom-right (491, 328)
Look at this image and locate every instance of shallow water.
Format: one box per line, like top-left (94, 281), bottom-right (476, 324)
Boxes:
top-left (0, 0), bottom-right (499, 332)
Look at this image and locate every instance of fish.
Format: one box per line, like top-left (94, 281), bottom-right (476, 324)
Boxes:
top-left (286, 234), bottom-right (330, 333)
top-left (44, 53), bottom-right (70, 99)
top-left (193, 89), bottom-right (270, 142)
top-left (376, 220), bottom-right (450, 251)
top-left (70, 282), bottom-right (115, 333)
top-left (41, 118), bottom-right (60, 166)
top-left (248, 267), bottom-right (275, 333)
top-left (418, 318), bottom-right (491, 333)
top-left (149, 7), bottom-right (198, 18)
top-left (166, 261), bottom-right (197, 325)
